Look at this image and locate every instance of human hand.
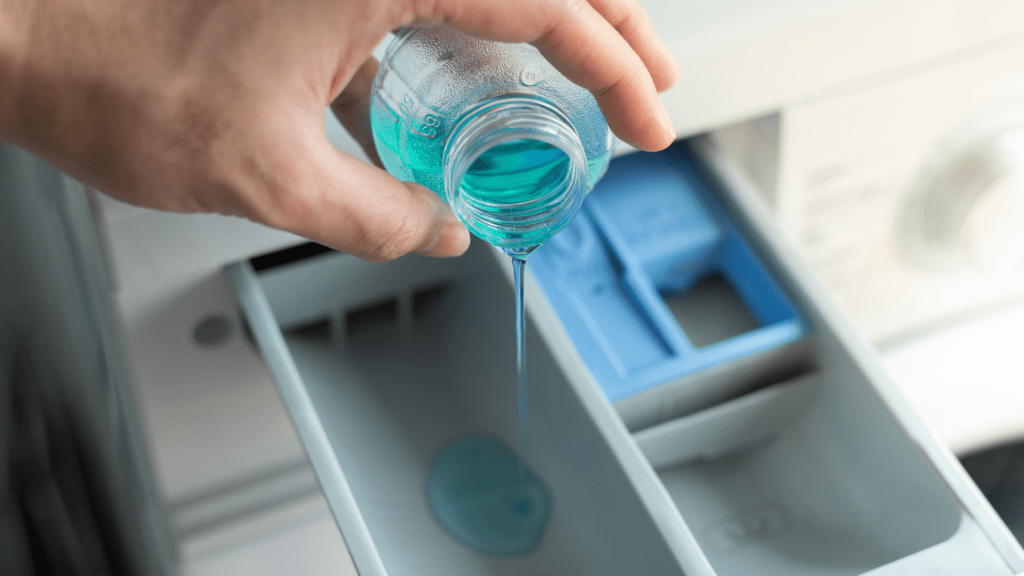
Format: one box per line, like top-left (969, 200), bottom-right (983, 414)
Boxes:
top-left (0, 0), bottom-right (678, 261)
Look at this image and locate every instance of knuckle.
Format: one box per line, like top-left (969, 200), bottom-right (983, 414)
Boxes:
top-left (365, 210), bottom-right (427, 262)
top-left (250, 163), bottom-right (315, 232)
top-left (409, 0), bottom-right (443, 23)
top-left (538, 0), bottom-right (589, 34)
top-left (616, 6), bottom-right (643, 36)
top-left (263, 187), bottom-right (313, 232)
top-left (556, 0), bottom-right (591, 21)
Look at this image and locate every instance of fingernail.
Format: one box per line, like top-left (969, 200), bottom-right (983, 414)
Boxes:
top-left (418, 220), bottom-right (469, 257)
top-left (442, 220), bottom-right (471, 256)
top-left (661, 107), bottom-right (676, 146)
top-left (416, 230), bottom-right (441, 255)
top-left (417, 196), bottom-right (469, 257)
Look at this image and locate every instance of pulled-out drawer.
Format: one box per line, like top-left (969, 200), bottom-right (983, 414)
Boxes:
top-left (227, 138), bottom-right (1024, 576)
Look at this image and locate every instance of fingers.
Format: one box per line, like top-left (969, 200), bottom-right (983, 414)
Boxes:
top-left (330, 56), bottom-right (383, 168)
top-left (250, 131), bottom-right (469, 261)
top-left (584, 0), bottom-right (678, 92)
top-left (533, 2), bottom-right (674, 152)
top-left (411, 0), bottom-right (677, 151)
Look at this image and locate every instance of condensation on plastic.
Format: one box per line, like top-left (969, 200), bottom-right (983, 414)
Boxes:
top-left (371, 25), bottom-right (613, 195)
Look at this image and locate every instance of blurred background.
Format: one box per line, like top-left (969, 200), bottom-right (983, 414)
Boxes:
top-left (5, 0), bottom-right (1024, 574)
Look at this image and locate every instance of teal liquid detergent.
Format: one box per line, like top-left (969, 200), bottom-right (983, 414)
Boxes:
top-left (421, 251), bottom-right (546, 555)
top-left (371, 95), bottom-right (609, 251)
top-left (426, 434), bottom-right (551, 556)
top-left (373, 97), bottom-right (595, 555)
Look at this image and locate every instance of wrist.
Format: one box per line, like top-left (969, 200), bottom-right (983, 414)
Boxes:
top-left (0, 0), bottom-right (31, 143)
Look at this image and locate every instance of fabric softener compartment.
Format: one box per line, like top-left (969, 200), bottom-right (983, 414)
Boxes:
top-left (530, 147), bottom-right (809, 430)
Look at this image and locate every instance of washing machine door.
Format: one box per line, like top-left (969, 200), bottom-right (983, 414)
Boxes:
top-left (0, 144), bottom-right (177, 576)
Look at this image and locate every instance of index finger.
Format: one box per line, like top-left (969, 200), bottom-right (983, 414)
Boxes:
top-left (407, 0), bottom-right (677, 151)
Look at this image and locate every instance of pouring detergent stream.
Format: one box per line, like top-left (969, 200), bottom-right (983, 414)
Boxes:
top-left (370, 25), bottom-right (613, 555)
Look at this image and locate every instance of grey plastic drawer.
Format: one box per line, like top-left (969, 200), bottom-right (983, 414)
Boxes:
top-left (227, 239), bottom-right (711, 576)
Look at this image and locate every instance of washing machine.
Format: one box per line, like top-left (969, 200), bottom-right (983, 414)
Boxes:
top-left (29, 0), bottom-right (1024, 574)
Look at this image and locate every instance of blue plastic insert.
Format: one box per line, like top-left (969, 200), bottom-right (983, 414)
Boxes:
top-left (530, 144), bottom-right (806, 402)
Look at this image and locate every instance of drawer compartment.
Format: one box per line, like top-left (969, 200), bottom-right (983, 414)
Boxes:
top-left (227, 240), bottom-right (701, 576)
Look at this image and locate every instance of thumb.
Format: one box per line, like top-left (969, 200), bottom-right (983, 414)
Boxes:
top-left (256, 135), bottom-right (469, 262)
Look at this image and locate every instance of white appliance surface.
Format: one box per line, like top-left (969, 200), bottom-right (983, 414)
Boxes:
top-left (651, 0), bottom-right (1024, 138)
top-left (880, 301), bottom-right (1024, 456)
top-left (95, 1), bottom-right (1024, 572)
top-left (756, 3), bottom-right (1024, 458)
top-left (772, 39), bottom-right (1024, 342)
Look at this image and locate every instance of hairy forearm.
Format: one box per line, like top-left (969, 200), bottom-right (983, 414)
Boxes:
top-left (0, 0), bottom-right (31, 143)
top-left (0, 0), bottom-right (183, 198)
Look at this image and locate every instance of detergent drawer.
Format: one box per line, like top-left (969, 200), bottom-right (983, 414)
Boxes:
top-left (228, 137), bottom-right (1024, 576)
